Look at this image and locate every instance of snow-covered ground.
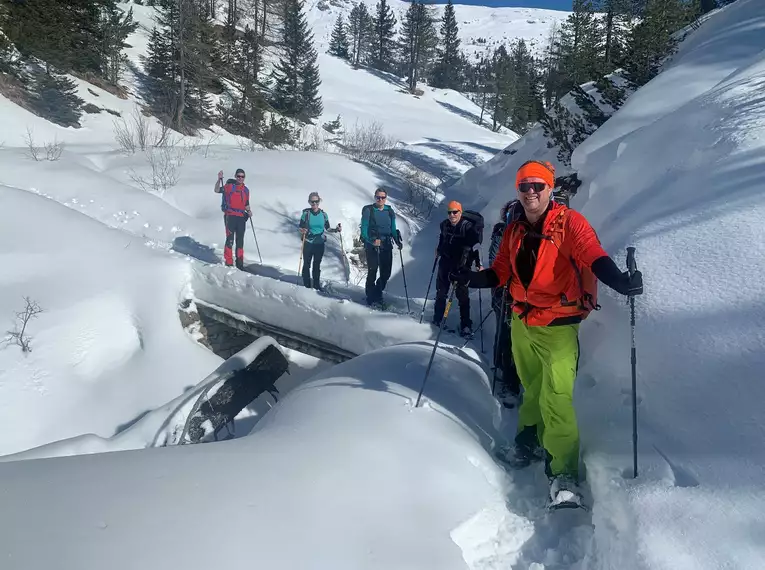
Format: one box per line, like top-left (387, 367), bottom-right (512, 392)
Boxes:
top-left (2, 0), bottom-right (765, 568)
top-left (0, 341), bottom-right (598, 570)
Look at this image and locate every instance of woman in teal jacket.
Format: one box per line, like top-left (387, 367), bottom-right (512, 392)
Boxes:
top-left (299, 192), bottom-right (341, 290)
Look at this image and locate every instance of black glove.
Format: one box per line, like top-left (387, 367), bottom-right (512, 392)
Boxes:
top-left (622, 270), bottom-right (643, 296)
top-left (243, 211), bottom-right (250, 221)
top-left (394, 229), bottom-right (403, 250)
top-left (449, 266), bottom-right (471, 286)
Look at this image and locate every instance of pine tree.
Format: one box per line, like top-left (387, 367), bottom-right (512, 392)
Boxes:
top-left (271, 0), bottom-right (323, 121)
top-left (488, 45), bottom-right (513, 132)
top-left (370, 0), bottom-right (396, 72)
top-left (509, 39), bottom-right (542, 133)
top-left (221, 25), bottom-right (265, 139)
top-left (348, 2), bottom-right (373, 68)
top-left (101, 4), bottom-right (139, 84)
top-left (431, 0), bottom-right (461, 89)
top-left (400, 0), bottom-right (437, 93)
top-left (31, 73), bottom-right (84, 127)
top-left (554, 0), bottom-right (600, 94)
top-left (597, 0), bottom-right (632, 74)
top-left (623, 0), bottom-right (690, 86)
top-left (329, 15), bottom-right (350, 59)
top-left (300, 40), bottom-right (323, 121)
top-left (143, 0), bottom-right (217, 131)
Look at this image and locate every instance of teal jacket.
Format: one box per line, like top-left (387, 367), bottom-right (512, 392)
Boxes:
top-left (299, 208), bottom-right (338, 244)
top-left (361, 204), bottom-right (397, 248)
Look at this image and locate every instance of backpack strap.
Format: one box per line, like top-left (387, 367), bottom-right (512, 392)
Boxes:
top-left (547, 208), bottom-right (600, 312)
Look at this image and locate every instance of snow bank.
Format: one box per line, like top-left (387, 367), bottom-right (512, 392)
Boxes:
top-left (0, 337), bottom-right (329, 461)
top-left (0, 342), bottom-right (540, 570)
top-left (0, 184), bottom-right (220, 457)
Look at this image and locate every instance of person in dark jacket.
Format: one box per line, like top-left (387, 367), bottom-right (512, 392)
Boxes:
top-left (489, 199), bottom-right (523, 402)
top-left (432, 200), bottom-right (482, 336)
top-left (360, 188), bottom-right (402, 307)
top-left (214, 168), bottom-right (251, 269)
top-left (299, 192), bottom-right (341, 290)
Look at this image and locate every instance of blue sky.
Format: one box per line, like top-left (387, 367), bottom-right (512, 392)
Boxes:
top-left (432, 0), bottom-right (573, 9)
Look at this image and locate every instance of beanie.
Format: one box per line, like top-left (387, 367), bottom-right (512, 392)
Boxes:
top-left (235, 168), bottom-right (246, 176)
top-left (516, 160), bottom-right (555, 189)
top-left (447, 200), bottom-right (462, 212)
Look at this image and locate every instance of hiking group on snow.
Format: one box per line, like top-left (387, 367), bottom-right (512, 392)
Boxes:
top-left (213, 159), bottom-right (644, 510)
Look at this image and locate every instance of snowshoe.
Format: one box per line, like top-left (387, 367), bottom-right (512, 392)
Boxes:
top-left (495, 441), bottom-right (545, 470)
top-left (495, 383), bottom-right (519, 409)
top-left (547, 475), bottom-right (587, 512)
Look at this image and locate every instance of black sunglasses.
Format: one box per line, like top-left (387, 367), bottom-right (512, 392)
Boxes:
top-left (236, 175), bottom-right (245, 179)
top-left (309, 200), bottom-right (320, 204)
top-left (447, 210), bottom-right (460, 215)
top-left (518, 182), bottom-right (546, 193)
top-left (375, 195), bottom-right (387, 201)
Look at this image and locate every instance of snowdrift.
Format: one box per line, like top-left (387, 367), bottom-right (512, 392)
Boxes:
top-left (0, 184), bottom-right (221, 457)
top-left (0, 342), bottom-right (539, 570)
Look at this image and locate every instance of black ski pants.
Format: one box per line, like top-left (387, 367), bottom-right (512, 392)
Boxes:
top-left (365, 244), bottom-right (393, 304)
top-left (492, 287), bottom-right (520, 394)
top-left (224, 214), bottom-right (246, 268)
top-left (433, 259), bottom-right (471, 329)
top-left (302, 241), bottom-right (325, 289)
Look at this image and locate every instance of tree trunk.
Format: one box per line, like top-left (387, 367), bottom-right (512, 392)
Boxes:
top-left (177, 0), bottom-right (186, 131)
top-left (604, 8), bottom-right (614, 71)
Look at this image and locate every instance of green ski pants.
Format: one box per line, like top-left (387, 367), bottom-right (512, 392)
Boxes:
top-left (511, 312), bottom-right (580, 479)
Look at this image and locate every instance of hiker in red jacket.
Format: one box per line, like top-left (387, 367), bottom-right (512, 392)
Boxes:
top-left (450, 159), bottom-right (643, 509)
top-left (214, 168), bottom-right (252, 269)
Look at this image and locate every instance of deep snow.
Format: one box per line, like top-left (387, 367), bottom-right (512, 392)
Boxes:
top-left (0, 342), bottom-right (597, 570)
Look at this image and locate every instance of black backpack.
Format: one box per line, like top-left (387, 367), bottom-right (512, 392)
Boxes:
top-left (461, 209), bottom-right (485, 244)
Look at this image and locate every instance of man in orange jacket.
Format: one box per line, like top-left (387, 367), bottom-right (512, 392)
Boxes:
top-left (450, 159), bottom-right (643, 508)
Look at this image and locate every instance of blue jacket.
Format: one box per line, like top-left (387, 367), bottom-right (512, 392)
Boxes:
top-left (300, 208), bottom-right (338, 244)
top-left (361, 204), bottom-right (397, 248)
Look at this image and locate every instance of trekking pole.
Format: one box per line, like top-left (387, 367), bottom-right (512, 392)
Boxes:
top-left (626, 246), bottom-right (639, 478)
top-left (460, 307), bottom-right (494, 349)
top-left (478, 288), bottom-right (484, 353)
top-left (491, 286), bottom-right (508, 396)
top-left (415, 283), bottom-right (457, 408)
top-left (337, 230), bottom-right (350, 285)
top-left (419, 256), bottom-right (439, 324)
top-left (297, 232), bottom-right (306, 278)
top-left (397, 246), bottom-right (410, 313)
top-left (249, 218), bottom-right (263, 264)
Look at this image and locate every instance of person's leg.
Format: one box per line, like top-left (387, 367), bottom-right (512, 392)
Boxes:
top-left (224, 215), bottom-right (235, 266)
top-left (234, 217), bottom-right (245, 269)
top-left (302, 242), bottom-right (315, 288)
top-left (375, 247), bottom-right (393, 301)
top-left (312, 242), bottom-right (325, 289)
top-left (456, 283), bottom-right (471, 331)
top-left (432, 261), bottom-right (450, 325)
top-left (365, 245), bottom-right (379, 304)
top-left (511, 313), bottom-right (544, 452)
top-left (535, 323), bottom-right (581, 480)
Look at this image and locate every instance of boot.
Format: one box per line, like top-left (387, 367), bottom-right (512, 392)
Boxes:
top-left (497, 425), bottom-right (544, 469)
top-left (548, 474), bottom-right (583, 509)
top-left (495, 382), bottom-right (519, 408)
